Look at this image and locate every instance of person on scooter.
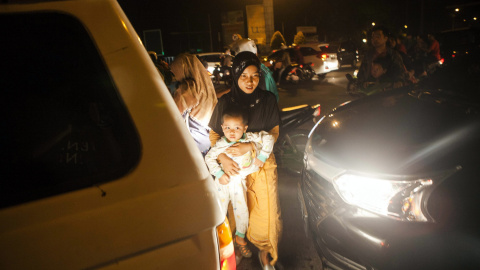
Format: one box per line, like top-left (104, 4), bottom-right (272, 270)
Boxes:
top-left (221, 47), bottom-right (233, 67)
top-left (389, 35), bottom-right (416, 83)
top-left (209, 51), bottom-right (281, 270)
top-left (356, 25), bottom-right (409, 91)
top-left (273, 46), bottom-right (292, 85)
top-left (426, 33), bottom-right (441, 64)
top-left (359, 56), bottom-right (400, 96)
top-left (216, 47), bottom-right (233, 87)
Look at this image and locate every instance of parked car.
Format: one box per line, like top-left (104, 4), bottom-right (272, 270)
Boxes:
top-left (298, 54), bottom-right (480, 270)
top-left (320, 41), bottom-right (358, 68)
top-left (0, 0), bottom-right (228, 269)
top-left (268, 46), bottom-right (338, 77)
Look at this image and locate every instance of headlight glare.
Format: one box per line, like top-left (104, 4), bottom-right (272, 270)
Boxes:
top-left (333, 174), bottom-right (433, 222)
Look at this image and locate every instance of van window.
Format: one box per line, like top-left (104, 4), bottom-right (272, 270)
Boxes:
top-left (0, 12), bottom-right (141, 208)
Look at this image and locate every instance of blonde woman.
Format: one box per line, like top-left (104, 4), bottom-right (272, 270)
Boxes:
top-left (170, 53), bottom-right (217, 156)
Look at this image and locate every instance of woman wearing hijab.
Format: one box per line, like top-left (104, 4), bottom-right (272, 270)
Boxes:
top-left (209, 51), bottom-right (281, 270)
top-left (170, 53), bottom-right (217, 156)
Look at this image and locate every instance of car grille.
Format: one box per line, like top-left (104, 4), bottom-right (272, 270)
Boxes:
top-left (302, 169), bottom-right (344, 228)
top-left (302, 169), bottom-right (368, 270)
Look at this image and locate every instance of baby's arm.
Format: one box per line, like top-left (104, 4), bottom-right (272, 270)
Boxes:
top-left (247, 131), bottom-right (275, 165)
top-left (218, 174), bottom-right (230, 185)
top-left (204, 139), bottom-right (230, 183)
top-left (254, 157), bottom-right (265, 167)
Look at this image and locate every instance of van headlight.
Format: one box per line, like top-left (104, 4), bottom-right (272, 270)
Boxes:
top-left (333, 173), bottom-right (434, 222)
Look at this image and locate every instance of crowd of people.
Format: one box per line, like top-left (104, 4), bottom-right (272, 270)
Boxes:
top-left (355, 25), bottom-right (442, 95)
top-left (148, 26), bottom-right (442, 269)
top-left (165, 38), bottom-right (281, 270)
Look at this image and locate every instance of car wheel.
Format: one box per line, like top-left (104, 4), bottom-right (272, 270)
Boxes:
top-left (305, 67), bottom-right (315, 80)
top-left (317, 73), bottom-right (326, 80)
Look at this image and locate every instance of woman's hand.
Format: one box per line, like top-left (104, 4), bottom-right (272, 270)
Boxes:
top-left (218, 153), bottom-right (239, 176)
top-left (225, 142), bottom-right (253, 157)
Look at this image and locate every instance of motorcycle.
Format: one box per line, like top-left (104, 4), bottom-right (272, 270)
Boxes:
top-left (282, 63), bottom-right (302, 84)
top-left (213, 64), bottom-right (233, 87)
top-left (425, 58), bottom-right (444, 76)
top-left (299, 62), bottom-right (315, 81)
top-left (274, 104), bottom-right (321, 175)
top-left (272, 60), bottom-right (315, 84)
top-left (346, 72), bottom-right (394, 97)
top-left (345, 70), bottom-right (365, 97)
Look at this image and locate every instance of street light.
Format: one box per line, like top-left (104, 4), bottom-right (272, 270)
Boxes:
top-left (372, 22), bottom-right (375, 26)
top-left (452, 8), bottom-right (460, 30)
top-left (404, 25), bottom-right (408, 29)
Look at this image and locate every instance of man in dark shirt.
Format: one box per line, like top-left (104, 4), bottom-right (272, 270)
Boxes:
top-left (357, 25), bottom-right (409, 90)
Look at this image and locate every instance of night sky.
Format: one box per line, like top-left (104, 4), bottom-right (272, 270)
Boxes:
top-left (116, 0), bottom-right (480, 56)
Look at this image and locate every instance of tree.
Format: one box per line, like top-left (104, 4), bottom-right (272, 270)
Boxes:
top-left (293, 31), bottom-right (305, 45)
top-left (270, 31), bottom-right (286, 50)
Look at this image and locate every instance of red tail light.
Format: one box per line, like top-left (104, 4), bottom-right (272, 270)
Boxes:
top-left (312, 104), bottom-right (321, 117)
top-left (318, 53), bottom-right (328, 61)
top-left (218, 218), bottom-right (236, 270)
top-left (440, 58), bottom-right (444, 64)
top-left (221, 253), bottom-right (236, 270)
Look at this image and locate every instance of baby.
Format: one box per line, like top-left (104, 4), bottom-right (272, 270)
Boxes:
top-left (204, 106), bottom-right (274, 258)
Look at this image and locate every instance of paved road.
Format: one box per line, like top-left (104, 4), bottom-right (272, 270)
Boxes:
top-left (234, 68), bottom-right (356, 270)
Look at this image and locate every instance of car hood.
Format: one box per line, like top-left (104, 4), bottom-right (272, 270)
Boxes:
top-left (310, 87), bottom-right (480, 175)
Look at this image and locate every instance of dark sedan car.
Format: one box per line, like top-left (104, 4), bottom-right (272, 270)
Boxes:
top-left (299, 56), bottom-right (480, 270)
top-left (319, 41), bottom-right (358, 68)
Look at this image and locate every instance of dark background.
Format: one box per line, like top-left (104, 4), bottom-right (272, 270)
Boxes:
top-left (117, 0), bottom-right (480, 56)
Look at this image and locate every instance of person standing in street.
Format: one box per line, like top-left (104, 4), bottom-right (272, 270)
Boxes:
top-left (209, 52), bottom-right (281, 270)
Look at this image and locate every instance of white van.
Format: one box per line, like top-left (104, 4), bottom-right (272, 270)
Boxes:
top-left (0, 0), bottom-right (225, 269)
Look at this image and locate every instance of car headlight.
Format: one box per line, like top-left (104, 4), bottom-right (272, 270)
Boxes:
top-left (333, 173), bottom-right (434, 222)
